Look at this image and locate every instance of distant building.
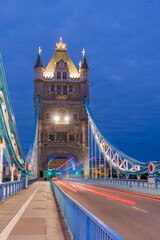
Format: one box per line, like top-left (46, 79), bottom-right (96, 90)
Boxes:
top-left (34, 38), bottom-right (89, 177)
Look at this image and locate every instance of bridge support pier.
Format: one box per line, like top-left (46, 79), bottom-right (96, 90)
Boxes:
top-left (0, 138), bottom-right (5, 183)
top-left (137, 175), bottom-right (141, 180)
top-left (84, 161), bottom-right (89, 179)
top-left (110, 164), bottom-right (112, 179)
top-left (104, 160), bottom-right (106, 178)
top-left (126, 174), bottom-right (129, 180)
top-left (66, 169), bottom-right (69, 178)
top-left (10, 163), bottom-right (15, 182)
top-left (26, 175), bottom-right (28, 188)
top-left (117, 171), bottom-right (120, 179)
top-left (17, 171), bottom-right (21, 181)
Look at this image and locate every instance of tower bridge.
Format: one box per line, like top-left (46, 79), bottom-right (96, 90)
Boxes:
top-left (34, 38), bottom-right (89, 178)
top-left (0, 38), bottom-right (160, 240)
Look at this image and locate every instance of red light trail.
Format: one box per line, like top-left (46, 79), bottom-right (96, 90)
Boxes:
top-left (65, 181), bottom-right (160, 202)
top-left (63, 157), bottom-right (95, 171)
top-left (59, 181), bottom-right (135, 205)
top-left (57, 181), bottom-right (77, 193)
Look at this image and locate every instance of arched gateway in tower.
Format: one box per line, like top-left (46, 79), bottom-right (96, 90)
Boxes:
top-left (34, 38), bottom-right (89, 178)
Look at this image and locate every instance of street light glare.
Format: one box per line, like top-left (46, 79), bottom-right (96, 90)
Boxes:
top-left (54, 116), bottom-right (60, 122)
top-left (65, 116), bottom-right (69, 121)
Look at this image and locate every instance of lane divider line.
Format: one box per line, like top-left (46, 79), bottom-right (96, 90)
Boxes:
top-left (132, 206), bottom-right (148, 213)
top-left (0, 183), bottom-right (42, 240)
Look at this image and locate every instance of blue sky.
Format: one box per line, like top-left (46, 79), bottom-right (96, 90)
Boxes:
top-left (0, 0), bottom-right (160, 162)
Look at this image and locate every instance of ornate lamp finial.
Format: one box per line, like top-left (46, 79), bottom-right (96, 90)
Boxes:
top-left (56, 37), bottom-right (66, 49)
top-left (82, 48), bottom-right (86, 56)
top-left (38, 46), bottom-right (42, 55)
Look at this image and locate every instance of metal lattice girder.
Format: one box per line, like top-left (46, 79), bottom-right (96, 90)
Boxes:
top-left (0, 55), bottom-right (39, 175)
top-left (0, 56), bottom-right (25, 170)
top-left (84, 97), bottom-right (160, 175)
top-left (26, 96), bottom-right (40, 177)
top-left (0, 55), bottom-right (25, 164)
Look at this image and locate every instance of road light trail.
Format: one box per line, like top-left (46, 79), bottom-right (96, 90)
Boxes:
top-left (57, 181), bottom-right (77, 193)
top-left (65, 180), bottom-right (160, 202)
top-left (60, 181), bottom-right (135, 205)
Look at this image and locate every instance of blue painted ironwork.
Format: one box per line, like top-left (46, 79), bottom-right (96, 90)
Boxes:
top-left (28, 178), bottom-right (38, 186)
top-left (0, 104), bottom-right (24, 170)
top-left (0, 179), bottom-right (24, 201)
top-left (0, 55), bottom-right (40, 175)
top-left (0, 55), bottom-right (24, 163)
top-left (84, 97), bottom-right (160, 176)
top-left (51, 180), bottom-right (124, 240)
top-left (0, 177), bottom-right (38, 201)
top-left (26, 96), bottom-right (40, 163)
top-left (26, 96), bottom-right (40, 176)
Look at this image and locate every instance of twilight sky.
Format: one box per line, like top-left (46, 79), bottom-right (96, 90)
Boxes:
top-left (0, 0), bottom-right (160, 162)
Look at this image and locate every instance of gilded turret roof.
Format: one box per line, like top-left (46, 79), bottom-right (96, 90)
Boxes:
top-left (44, 38), bottom-right (79, 78)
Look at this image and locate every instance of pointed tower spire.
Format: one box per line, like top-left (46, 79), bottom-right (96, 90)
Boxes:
top-left (34, 47), bottom-right (44, 69)
top-left (81, 48), bottom-right (89, 69)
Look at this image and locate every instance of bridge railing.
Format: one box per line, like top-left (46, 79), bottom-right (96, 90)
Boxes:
top-left (66, 178), bottom-right (160, 197)
top-left (28, 178), bottom-right (38, 186)
top-left (0, 177), bottom-right (38, 201)
top-left (0, 179), bottom-right (24, 201)
top-left (51, 179), bottom-right (123, 240)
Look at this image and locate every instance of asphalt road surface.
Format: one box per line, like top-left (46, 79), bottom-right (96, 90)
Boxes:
top-left (56, 180), bottom-right (160, 240)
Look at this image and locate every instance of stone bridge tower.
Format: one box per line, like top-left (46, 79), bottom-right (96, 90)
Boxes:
top-left (34, 38), bottom-right (89, 178)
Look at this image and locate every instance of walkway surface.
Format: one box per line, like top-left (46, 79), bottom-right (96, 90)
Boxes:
top-left (0, 181), bottom-right (64, 240)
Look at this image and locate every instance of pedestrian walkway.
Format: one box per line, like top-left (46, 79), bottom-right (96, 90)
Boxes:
top-left (0, 181), bottom-right (64, 240)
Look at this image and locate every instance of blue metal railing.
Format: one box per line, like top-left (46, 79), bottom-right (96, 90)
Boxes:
top-left (0, 177), bottom-right (38, 201)
top-left (28, 178), bottom-right (38, 186)
top-left (66, 178), bottom-right (160, 197)
top-left (51, 180), bottom-right (123, 240)
top-left (0, 179), bottom-right (25, 201)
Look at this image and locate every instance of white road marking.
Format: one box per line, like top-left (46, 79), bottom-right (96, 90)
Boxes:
top-left (0, 183), bottom-right (42, 240)
top-left (132, 206), bottom-right (148, 213)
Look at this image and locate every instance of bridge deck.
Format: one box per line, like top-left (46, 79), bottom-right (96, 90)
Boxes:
top-left (0, 181), bottom-right (64, 240)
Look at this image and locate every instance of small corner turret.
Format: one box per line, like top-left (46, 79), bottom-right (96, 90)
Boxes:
top-left (34, 47), bottom-right (44, 80)
top-left (80, 48), bottom-right (89, 82)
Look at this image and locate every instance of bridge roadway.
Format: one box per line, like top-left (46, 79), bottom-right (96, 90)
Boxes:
top-left (57, 180), bottom-right (160, 240)
top-left (0, 181), bottom-right (65, 240)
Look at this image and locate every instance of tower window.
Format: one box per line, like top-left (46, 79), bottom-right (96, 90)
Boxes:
top-left (57, 132), bottom-right (67, 142)
top-left (57, 86), bottom-right (61, 91)
top-left (48, 134), bottom-right (54, 142)
top-left (69, 135), bottom-right (75, 142)
top-left (57, 72), bottom-right (61, 79)
top-left (46, 113), bottom-right (51, 120)
top-left (73, 113), bottom-right (78, 120)
top-left (49, 134), bottom-right (54, 141)
top-left (69, 86), bottom-right (73, 92)
top-left (76, 134), bottom-right (79, 142)
top-left (63, 86), bottom-right (67, 91)
top-left (51, 85), bottom-right (55, 92)
top-left (63, 72), bottom-right (67, 79)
